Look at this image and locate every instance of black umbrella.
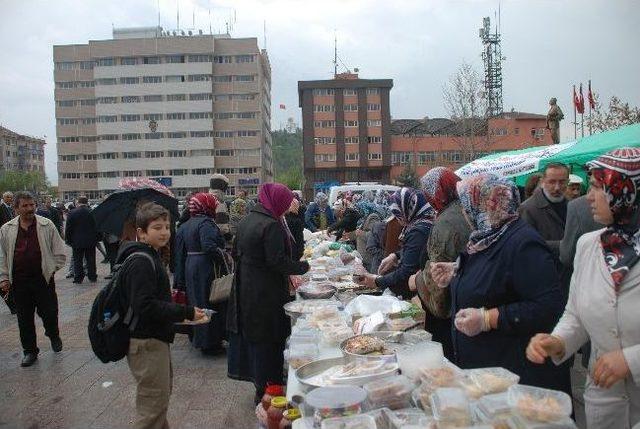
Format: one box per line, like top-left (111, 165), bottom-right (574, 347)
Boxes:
top-left (92, 188), bottom-right (179, 236)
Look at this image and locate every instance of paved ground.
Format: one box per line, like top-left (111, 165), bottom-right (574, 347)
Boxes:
top-left (0, 255), bottom-right (256, 429)
top-left (0, 251), bottom-right (587, 428)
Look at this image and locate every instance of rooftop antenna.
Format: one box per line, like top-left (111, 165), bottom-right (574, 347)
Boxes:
top-left (157, 0), bottom-right (161, 30)
top-left (263, 20), bottom-right (267, 49)
top-left (192, 8), bottom-right (195, 29)
top-left (176, 0), bottom-right (180, 30)
top-left (208, 1), bottom-right (212, 34)
top-left (479, 14), bottom-right (504, 117)
top-left (333, 30), bottom-right (338, 77)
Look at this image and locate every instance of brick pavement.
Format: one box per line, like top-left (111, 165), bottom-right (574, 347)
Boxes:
top-left (0, 255), bottom-right (257, 429)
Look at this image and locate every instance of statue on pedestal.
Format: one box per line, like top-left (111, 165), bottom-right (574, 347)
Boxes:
top-left (546, 97), bottom-right (564, 144)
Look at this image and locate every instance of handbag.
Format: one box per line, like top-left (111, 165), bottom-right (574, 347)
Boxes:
top-left (209, 250), bottom-right (235, 304)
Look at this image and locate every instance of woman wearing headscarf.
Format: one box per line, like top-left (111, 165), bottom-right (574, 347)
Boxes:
top-left (409, 167), bottom-right (471, 360)
top-left (327, 195), bottom-right (362, 242)
top-left (227, 183), bottom-right (310, 403)
top-left (527, 148), bottom-right (640, 428)
top-left (357, 188), bottom-right (434, 299)
top-left (175, 193), bottom-right (227, 355)
top-left (304, 192), bottom-right (335, 232)
top-left (431, 174), bottom-right (566, 391)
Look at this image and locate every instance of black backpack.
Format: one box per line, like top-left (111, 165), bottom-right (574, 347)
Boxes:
top-left (88, 252), bottom-right (155, 363)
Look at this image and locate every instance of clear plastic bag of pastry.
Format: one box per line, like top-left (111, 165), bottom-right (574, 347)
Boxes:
top-left (430, 387), bottom-right (472, 427)
top-left (363, 374), bottom-right (415, 410)
top-left (467, 367), bottom-right (520, 394)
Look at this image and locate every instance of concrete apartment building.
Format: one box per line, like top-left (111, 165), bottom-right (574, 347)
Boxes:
top-left (54, 26), bottom-right (272, 201)
top-left (0, 126), bottom-right (46, 173)
top-left (298, 73), bottom-right (393, 198)
top-left (390, 111), bottom-right (553, 179)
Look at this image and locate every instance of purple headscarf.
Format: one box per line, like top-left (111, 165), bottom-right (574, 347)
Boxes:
top-left (258, 183), bottom-right (295, 249)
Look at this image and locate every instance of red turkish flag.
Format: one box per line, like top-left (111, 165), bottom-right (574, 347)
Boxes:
top-left (576, 84), bottom-right (585, 114)
top-left (279, 104), bottom-right (286, 109)
top-left (588, 81), bottom-right (596, 109)
top-left (573, 86), bottom-right (580, 112)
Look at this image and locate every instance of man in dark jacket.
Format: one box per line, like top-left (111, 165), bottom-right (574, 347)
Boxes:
top-left (117, 202), bottom-right (204, 429)
top-left (0, 192), bottom-right (15, 226)
top-left (518, 163), bottom-right (570, 257)
top-left (65, 196), bottom-right (99, 283)
top-left (327, 205), bottom-right (361, 242)
top-left (36, 196), bottom-right (62, 235)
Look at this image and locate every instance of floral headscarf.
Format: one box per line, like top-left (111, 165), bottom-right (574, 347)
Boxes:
top-left (586, 147), bottom-right (640, 291)
top-left (420, 167), bottom-right (461, 213)
top-left (188, 192), bottom-right (219, 218)
top-left (229, 196), bottom-right (247, 222)
top-left (389, 187), bottom-right (435, 240)
top-left (457, 174), bottom-right (520, 254)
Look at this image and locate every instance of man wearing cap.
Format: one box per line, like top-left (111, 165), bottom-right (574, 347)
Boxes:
top-left (565, 174), bottom-right (583, 201)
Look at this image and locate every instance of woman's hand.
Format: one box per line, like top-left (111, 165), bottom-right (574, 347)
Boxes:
top-left (193, 307), bottom-right (206, 321)
top-left (408, 272), bottom-right (418, 292)
top-left (356, 273), bottom-right (379, 289)
top-left (377, 253), bottom-right (398, 275)
top-left (430, 262), bottom-right (456, 288)
top-left (526, 334), bottom-right (566, 364)
top-left (454, 308), bottom-right (488, 337)
top-left (593, 350), bottom-right (630, 388)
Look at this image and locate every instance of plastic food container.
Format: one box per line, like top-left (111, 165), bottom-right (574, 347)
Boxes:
top-left (363, 375), bottom-right (415, 410)
top-left (410, 384), bottom-right (436, 413)
top-left (289, 329), bottom-right (320, 346)
top-left (363, 408), bottom-right (391, 429)
top-left (321, 325), bottom-right (355, 346)
top-left (395, 341), bottom-right (443, 381)
top-left (468, 367), bottom-right (520, 394)
top-left (382, 408), bottom-right (427, 429)
top-left (419, 363), bottom-right (465, 388)
top-left (305, 385), bottom-right (367, 427)
top-left (475, 392), bottom-right (512, 421)
top-left (285, 343), bottom-right (319, 370)
top-left (430, 387), bottom-right (472, 426)
top-left (507, 385), bottom-right (572, 423)
top-left (456, 375), bottom-right (485, 400)
top-left (320, 414), bottom-right (376, 429)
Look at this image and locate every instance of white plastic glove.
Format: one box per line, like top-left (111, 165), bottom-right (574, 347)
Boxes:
top-left (377, 253), bottom-right (399, 275)
top-left (430, 262), bottom-right (457, 288)
top-left (454, 308), bottom-right (489, 337)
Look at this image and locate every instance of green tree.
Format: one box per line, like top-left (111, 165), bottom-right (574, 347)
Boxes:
top-left (272, 126), bottom-right (304, 189)
top-left (0, 171), bottom-right (53, 196)
top-left (395, 162), bottom-right (419, 188)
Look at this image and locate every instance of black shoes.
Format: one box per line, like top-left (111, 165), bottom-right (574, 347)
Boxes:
top-left (21, 353), bottom-right (38, 367)
top-left (51, 337), bottom-right (63, 353)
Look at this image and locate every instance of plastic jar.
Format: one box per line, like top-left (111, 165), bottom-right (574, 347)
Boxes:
top-left (279, 408), bottom-right (301, 429)
top-left (267, 396), bottom-right (288, 429)
top-left (262, 385), bottom-right (285, 411)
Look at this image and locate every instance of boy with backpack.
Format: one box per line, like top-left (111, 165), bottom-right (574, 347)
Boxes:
top-left (117, 202), bottom-right (205, 429)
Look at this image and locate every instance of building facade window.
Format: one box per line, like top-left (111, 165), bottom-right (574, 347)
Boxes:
top-left (313, 105), bottom-right (335, 112)
top-left (345, 153), bottom-right (359, 161)
top-left (123, 152), bottom-right (142, 159)
top-left (314, 137), bottom-right (336, 145)
top-left (166, 112), bottom-right (186, 120)
top-left (366, 88), bottom-right (380, 95)
top-left (343, 89), bottom-right (357, 96)
top-left (168, 150), bottom-right (187, 157)
top-left (96, 58), bottom-right (115, 67)
top-left (165, 75), bottom-right (185, 83)
top-left (314, 120), bottom-right (335, 128)
top-left (120, 77), bottom-right (139, 85)
top-left (143, 56), bottom-right (160, 64)
top-left (344, 137), bottom-right (360, 144)
top-left (391, 151), bottom-right (413, 165)
top-left (121, 57), bottom-right (138, 65)
top-left (367, 136), bottom-right (382, 143)
top-left (188, 54), bottom-right (213, 63)
top-left (312, 89), bottom-right (335, 96)
top-left (314, 154), bottom-right (336, 162)
top-left (143, 113), bottom-right (163, 121)
top-left (142, 76), bottom-right (162, 83)
top-left (368, 153), bottom-right (382, 161)
top-left (167, 94), bottom-right (186, 102)
top-left (344, 120), bottom-right (359, 127)
top-left (143, 95), bottom-right (163, 102)
top-left (120, 114), bottom-right (140, 122)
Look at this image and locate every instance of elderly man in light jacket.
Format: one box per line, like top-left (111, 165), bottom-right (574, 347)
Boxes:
top-left (0, 191), bottom-right (66, 367)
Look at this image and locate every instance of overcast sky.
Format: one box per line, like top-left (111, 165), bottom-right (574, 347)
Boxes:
top-left (1, 0), bottom-right (639, 184)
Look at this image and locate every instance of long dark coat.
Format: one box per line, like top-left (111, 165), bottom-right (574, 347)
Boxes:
top-left (227, 204), bottom-right (309, 343)
top-left (175, 215), bottom-right (226, 349)
top-left (450, 218), bottom-right (570, 394)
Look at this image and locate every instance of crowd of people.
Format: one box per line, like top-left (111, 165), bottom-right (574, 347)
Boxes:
top-left (0, 148), bottom-right (639, 428)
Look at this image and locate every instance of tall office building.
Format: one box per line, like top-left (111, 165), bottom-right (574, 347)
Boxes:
top-left (54, 26), bottom-right (272, 201)
top-left (298, 73), bottom-right (393, 198)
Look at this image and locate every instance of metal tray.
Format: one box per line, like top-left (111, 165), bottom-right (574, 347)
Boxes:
top-left (340, 331), bottom-right (433, 362)
top-left (295, 357), bottom-right (399, 394)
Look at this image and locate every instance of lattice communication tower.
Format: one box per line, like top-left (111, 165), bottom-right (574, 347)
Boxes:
top-left (479, 17), bottom-right (503, 117)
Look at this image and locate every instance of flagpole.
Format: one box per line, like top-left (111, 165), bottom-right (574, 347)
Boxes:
top-left (587, 79), bottom-right (593, 135)
top-left (573, 84), bottom-right (577, 140)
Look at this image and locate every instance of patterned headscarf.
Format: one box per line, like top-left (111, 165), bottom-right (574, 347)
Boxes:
top-left (229, 197), bottom-right (248, 222)
top-left (420, 167), bottom-right (461, 213)
top-left (390, 187), bottom-right (435, 240)
top-left (362, 190), bottom-right (375, 203)
top-left (586, 147), bottom-right (640, 290)
top-left (457, 174), bottom-right (520, 254)
top-left (188, 192), bottom-right (219, 218)
top-left (315, 192), bottom-right (329, 210)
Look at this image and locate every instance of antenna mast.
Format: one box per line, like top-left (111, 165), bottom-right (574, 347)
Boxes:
top-left (479, 15), bottom-right (504, 117)
top-left (177, 0), bottom-right (180, 30)
top-left (333, 31), bottom-right (338, 77)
